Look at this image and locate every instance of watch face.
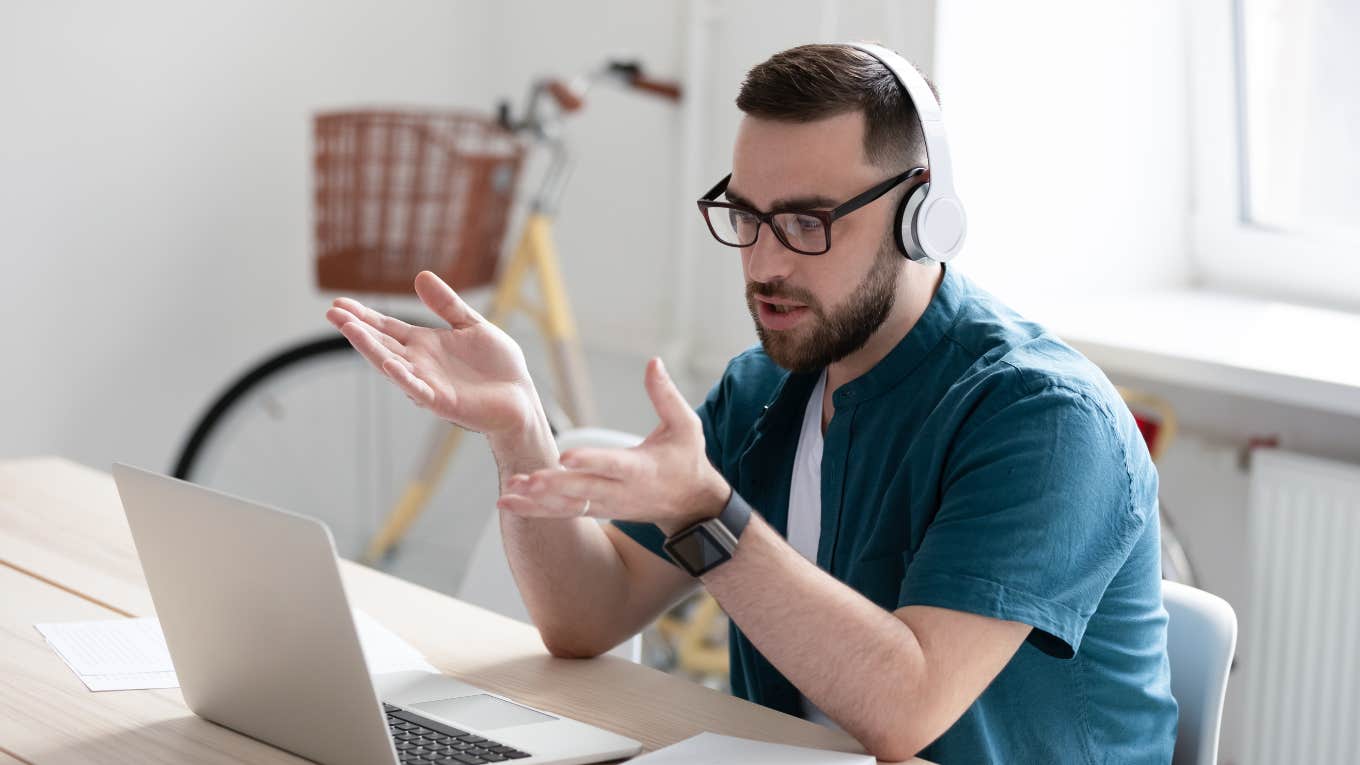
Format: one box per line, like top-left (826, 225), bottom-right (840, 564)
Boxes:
top-left (665, 524), bottom-right (732, 576)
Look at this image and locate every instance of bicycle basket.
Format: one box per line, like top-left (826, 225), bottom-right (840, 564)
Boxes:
top-left (313, 110), bottom-right (525, 294)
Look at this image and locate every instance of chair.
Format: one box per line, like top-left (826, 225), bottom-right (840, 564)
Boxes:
top-left (456, 427), bottom-right (644, 663)
top-left (1162, 579), bottom-right (1237, 765)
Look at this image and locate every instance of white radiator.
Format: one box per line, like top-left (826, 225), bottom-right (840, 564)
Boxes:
top-left (1243, 449), bottom-right (1360, 765)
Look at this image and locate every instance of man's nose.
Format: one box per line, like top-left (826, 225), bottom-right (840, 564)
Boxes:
top-left (743, 224), bottom-right (798, 284)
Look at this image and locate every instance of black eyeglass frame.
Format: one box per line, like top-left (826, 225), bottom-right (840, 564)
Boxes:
top-left (696, 166), bottom-right (928, 255)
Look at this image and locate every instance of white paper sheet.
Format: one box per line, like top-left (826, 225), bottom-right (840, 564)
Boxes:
top-left (80, 671), bottom-right (180, 691)
top-left (36, 608), bottom-right (436, 692)
top-left (35, 616), bottom-right (173, 675)
top-left (626, 732), bottom-right (876, 764)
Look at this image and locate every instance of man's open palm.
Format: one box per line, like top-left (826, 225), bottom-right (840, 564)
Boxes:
top-left (325, 271), bottom-right (539, 436)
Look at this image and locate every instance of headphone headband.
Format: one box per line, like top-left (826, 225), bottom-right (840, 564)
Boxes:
top-left (845, 42), bottom-right (966, 262)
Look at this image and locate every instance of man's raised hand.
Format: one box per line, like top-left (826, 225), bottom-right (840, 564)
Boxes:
top-left (325, 271), bottom-right (542, 437)
top-left (497, 358), bottom-right (731, 534)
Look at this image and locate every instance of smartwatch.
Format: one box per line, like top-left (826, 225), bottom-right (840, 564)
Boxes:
top-left (662, 490), bottom-right (753, 577)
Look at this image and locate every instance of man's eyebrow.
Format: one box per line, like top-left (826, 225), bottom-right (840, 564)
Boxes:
top-left (724, 186), bottom-right (839, 212)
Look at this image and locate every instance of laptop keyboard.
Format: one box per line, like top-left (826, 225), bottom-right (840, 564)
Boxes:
top-left (384, 702), bottom-right (532, 763)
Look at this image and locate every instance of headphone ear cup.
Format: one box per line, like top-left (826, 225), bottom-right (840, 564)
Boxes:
top-left (896, 183), bottom-right (930, 261)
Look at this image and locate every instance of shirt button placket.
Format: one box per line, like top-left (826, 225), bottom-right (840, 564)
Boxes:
top-left (821, 388), bottom-right (856, 570)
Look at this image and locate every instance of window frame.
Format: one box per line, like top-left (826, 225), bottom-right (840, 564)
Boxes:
top-left (1188, 0), bottom-right (1360, 312)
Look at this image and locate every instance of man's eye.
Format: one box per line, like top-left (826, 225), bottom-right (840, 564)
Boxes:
top-left (730, 210), bottom-right (758, 224)
top-left (779, 214), bottom-right (822, 234)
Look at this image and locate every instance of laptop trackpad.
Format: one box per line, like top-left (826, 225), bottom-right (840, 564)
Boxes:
top-left (412, 694), bottom-right (556, 730)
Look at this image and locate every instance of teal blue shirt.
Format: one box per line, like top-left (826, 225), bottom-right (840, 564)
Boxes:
top-left (615, 265), bottom-right (1178, 763)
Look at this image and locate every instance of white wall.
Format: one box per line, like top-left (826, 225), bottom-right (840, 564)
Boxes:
top-left (934, 0), bottom-right (1193, 309)
top-left (0, 0), bottom-right (495, 470)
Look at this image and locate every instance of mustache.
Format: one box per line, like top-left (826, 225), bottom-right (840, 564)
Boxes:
top-left (746, 281), bottom-right (820, 311)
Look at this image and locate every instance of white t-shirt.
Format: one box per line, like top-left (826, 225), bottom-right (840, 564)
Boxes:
top-left (786, 370), bottom-right (841, 730)
top-left (786, 370), bottom-right (826, 565)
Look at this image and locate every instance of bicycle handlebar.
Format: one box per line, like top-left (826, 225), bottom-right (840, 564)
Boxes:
top-left (543, 79), bottom-right (584, 113)
top-left (606, 59), bottom-right (682, 102)
top-left (497, 57), bottom-right (682, 214)
top-left (622, 73), bottom-right (682, 101)
top-left (500, 58), bottom-right (682, 132)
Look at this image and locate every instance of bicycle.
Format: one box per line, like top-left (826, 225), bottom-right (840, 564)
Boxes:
top-left (173, 61), bottom-right (681, 580)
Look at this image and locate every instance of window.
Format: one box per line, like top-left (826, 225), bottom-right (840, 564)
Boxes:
top-left (1240, 0), bottom-right (1360, 238)
top-left (1189, 1), bottom-right (1360, 310)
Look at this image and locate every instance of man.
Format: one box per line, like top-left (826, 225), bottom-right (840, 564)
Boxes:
top-left (327, 44), bottom-right (1177, 763)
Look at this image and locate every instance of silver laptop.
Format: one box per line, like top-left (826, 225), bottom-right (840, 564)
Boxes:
top-left (111, 463), bottom-right (642, 765)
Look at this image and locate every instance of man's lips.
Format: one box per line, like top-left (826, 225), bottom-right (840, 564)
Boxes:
top-left (755, 296), bottom-right (807, 308)
top-left (755, 297), bottom-right (811, 329)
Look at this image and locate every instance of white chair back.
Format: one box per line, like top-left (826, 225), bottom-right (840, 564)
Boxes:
top-left (554, 427), bottom-right (645, 452)
top-left (1163, 579), bottom-right (1237, 765)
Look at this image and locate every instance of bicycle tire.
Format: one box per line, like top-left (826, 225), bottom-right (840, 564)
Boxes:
top-left (173, 334), bottom-right (355, 481)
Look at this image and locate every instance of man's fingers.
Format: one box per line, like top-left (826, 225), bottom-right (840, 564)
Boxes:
top-left (495, 493), bottom-right (601, 520)
top-left (495, 494), bottom-right (557, 517)
top-left (415, 270), bottom-right (483, 329)
top-left (496, 491), bottom-right (588, 519)
top-left (501, 469), bottom-right (624, 518)
top-left (558, 447), bottom-right (640, 481)
top-left (643, 357), bottom-right (695, 429)
top-left (382, 358), bottom-right (437, 406)
top-left (327, 306), bottom-right (409, 358)
top-left (324, 306), bottom-right (348, 331)
top-left (339, 321), bottom-right (410, 376)
top-left (332, 297), bottom-right (415, 344)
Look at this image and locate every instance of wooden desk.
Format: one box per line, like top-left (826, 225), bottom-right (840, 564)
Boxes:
top-left (0, 458), bottom-right (929, 764)
top-left (0, 563), bottom-right (310, 764)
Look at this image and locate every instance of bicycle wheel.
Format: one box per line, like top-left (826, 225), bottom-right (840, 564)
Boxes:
top-left (171, 330), bottom-right (504, 590)
top-left (173, 334), bottom-right (354, 482)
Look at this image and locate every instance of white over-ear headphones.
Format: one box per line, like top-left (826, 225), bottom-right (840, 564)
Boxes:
top-left (846, 42), bottom-right (967, 263)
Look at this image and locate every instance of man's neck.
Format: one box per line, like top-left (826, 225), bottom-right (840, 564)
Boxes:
top-left (822, 261), bottom-right (944, 425)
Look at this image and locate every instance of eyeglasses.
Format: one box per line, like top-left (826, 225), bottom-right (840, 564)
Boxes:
top-left (696, 167), bottom-right (927, 255)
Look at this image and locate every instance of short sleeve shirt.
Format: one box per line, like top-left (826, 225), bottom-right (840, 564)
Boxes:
top-left (614, 264), bottom-right (1178, 763)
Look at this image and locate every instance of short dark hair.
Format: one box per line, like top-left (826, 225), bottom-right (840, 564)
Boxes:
top-left (735, 43), bottom-right (939, 171)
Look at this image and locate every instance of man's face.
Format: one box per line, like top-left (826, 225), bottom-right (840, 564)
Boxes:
top-left (727, 111), bottom-right (903, 373)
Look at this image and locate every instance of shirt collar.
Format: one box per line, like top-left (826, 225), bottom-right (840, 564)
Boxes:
top-left (832, 262), bottom-right (965, 406)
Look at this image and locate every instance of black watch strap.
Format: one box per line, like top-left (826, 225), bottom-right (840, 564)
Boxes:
top-left (715, 489), bottom-right (753, 540)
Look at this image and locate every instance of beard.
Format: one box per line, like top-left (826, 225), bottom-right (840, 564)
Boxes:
top-left (746, 235), bottom-right (900, 373)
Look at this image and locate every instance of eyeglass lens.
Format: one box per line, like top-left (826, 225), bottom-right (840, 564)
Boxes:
top-left (708, 207), bottom-right (828, 254)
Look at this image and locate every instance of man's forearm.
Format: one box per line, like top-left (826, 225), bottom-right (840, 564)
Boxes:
top-left (700, 515), bottom-right (931, 760)
top-left (489, 411), bottom-right (632, 657)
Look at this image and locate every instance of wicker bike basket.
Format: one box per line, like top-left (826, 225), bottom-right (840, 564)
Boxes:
top-left (313, 110), bottom-right (525, 295)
